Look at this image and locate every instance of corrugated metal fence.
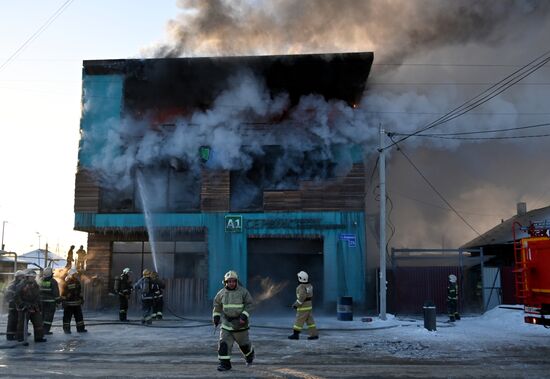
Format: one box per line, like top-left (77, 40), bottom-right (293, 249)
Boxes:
top-left (81, 278), bottom-right (209, 313)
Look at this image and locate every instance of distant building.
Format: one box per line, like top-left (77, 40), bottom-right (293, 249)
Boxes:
top-left (73, 53), bottom-right (374, 311)
top-left (19, 249), bottom-right (66, 270)
top-left (0, 251), bottom-right (28, 288)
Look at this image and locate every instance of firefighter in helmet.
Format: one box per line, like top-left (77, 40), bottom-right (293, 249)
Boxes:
top-left (5, 270), bottom-right (25, 340)
top-left (150, 271), bottom-right (165, 320)
top-left (62, 268), bottom-right (87, 333)
top-left (288, 271), bottom-right (319, 340)
top-left (212, 270), bottom-right (255, 371)
top-left (447, 274), bottom-right (460, 322)
top-left (134, 269), bottom-right (154, 324)
top-left (15, 269), bottom-right (47, 343)
top-left (39, 267), bottom-right (61, 334)
top-left (114, 267), bottom-right (133, 321)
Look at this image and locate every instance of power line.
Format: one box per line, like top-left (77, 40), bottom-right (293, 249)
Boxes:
top-left (383, 51), bottom-right (550, 150)
top-left (369, 82), bottom-right (550, 86)
top-left (402, 133), bottom-right (550, 141)
top-left (0, 0), bottom-right (75, 74)
top-left (403, 122), bottom-right (550, 136)
top-left (388, 134), bottom-right (481, 237)
top-left (371, 63), bottom-right (550, 68)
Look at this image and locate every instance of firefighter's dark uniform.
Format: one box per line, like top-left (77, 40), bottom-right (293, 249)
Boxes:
top-left (289, 282), bottom-right (319, 339)
top-left (15, 274), bottom-right (46, 342)
top-left (5, 274), bottom-right (24, 340)
top-left (447, 280), bottom-right (460, 322)
top-left (62, 274), bottom-right (87, 333)
top-left (115, 271), bottom-right (133, 321)
top-left (134, 273), bottom-right (153, 324)
top-left (151, 273), bottom-right (165, 320)
top-left (39, 273), bottom-right (60, 334)
top-left (213, 277), bottom-right (255, 371)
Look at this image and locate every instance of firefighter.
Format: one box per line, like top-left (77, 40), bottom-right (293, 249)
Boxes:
top-left (39, 267), bottom-right (61, 334)
top-left (114, 267), bottom-right (133, 321)
top-left (62, 268), bottom-right (87, 333)
top-left (76, 245), bottom-right (87, 271)
top-left (134, 269), bottom-right (154, 324)
top-left (15, 269), bottom-right (47, 343)
top-left (212, 270), bottom-right (255, 371)
top-left (5, 270), bottom-right (25, 341)
top-left (447, 274), bottom-right (461, 322)
top-left (288, 271), bottom-right (319, 340)
top-left (151, 271), bottom-right (165, 320)
top-left (65, 245), bottom-right (75, 269)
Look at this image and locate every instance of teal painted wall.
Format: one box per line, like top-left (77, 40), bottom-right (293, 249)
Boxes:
top-left (75, 211), bottom-right (366, 306)
top-left (79, 74), bottom-right (124, 167)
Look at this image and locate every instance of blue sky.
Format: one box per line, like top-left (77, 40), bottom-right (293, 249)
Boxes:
top-left (0, 1), bottom-right (179, 255)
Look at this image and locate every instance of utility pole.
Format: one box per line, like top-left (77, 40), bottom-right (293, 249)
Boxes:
top-left (1, 221), bottom-right (6, 251)
top-left (378, 127), bottom-right (387, 320)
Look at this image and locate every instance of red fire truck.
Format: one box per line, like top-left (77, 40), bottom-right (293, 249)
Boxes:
top-left (513, 222), bottom-right (550, 327)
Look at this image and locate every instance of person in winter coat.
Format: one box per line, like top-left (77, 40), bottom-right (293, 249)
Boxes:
top-left (150, 271), bottom-right (165, 320)
top-left (39, 267), bottom-right (61, 334)
top-left (447, 274), bottom-right (461, 322)
top-left (76, 245), bottom-right (86, 271)
top-left (65, 245), bottom-right (75, 269)
top-left (288, 271), bottom-right (319, 340)
top-left (212, 270), bottom-right (255, 371)
top-left (114, 267), bottom-right (133, 321)
top-left (62, 269), bottom-right (87, 333)
top-left (5, 270), bottom-right (25, 340)
top-left (134, 269), bottom-right (154, 325)
top-left (14, 269), bottom-right (47, 343)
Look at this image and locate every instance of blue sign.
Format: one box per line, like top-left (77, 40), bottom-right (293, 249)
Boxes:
top-left (339, 233), bottom-right (357, 248)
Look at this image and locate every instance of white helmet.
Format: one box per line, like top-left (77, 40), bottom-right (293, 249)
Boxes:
top-left (223, 270), bottom-right (239, 283)
top-left (448, 274), bottom-right (457, 283)
top-left (122, 267), bottom-right (131, 275)
top-left (297, 271), bottom-right (309, 283)
top-left (43, 267), bottom-right (53, 278)
top-left (14, 270), bottom-right (25, 278)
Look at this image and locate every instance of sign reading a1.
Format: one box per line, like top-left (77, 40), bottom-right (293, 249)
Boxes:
top-left (225, 215), bottom-right (243, 233)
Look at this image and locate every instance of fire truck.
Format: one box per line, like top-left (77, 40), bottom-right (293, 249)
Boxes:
top-left (513, 221), bottom-right (550, 327)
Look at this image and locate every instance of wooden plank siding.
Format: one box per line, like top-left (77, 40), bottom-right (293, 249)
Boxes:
top-left (85, 234), bottom-right (112, 299)
top-left (200, 170), bottom-right (230, 211)
top-left (264, 163), bottom-right (366, 211)
top-left (74, 168), bottom-right (100, 213)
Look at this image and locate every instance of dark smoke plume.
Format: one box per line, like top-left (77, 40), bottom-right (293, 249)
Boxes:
top-left (145, 0), bottom-right (549, 64)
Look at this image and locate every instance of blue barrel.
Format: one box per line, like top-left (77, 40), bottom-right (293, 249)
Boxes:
top-left (337, 296), bottom-right (353, 321)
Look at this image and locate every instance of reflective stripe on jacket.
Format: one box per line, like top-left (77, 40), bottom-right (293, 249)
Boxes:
top-left (213, 285), bottom-right (253, 331)
top-left (293, 283), bottom-right (313, 311)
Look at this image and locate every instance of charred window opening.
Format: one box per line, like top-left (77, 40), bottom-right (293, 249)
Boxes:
top-left (99, 162), bottom-right (200, 213)
top-left (230, 146), bottom-right (337, 211)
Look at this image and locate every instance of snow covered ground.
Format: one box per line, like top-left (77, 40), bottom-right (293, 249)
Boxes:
top-left (0, 306), bottom-right (549, 378)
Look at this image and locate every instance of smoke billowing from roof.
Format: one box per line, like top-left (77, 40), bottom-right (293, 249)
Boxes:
top-left (145, 0), bottom-right (548, 64)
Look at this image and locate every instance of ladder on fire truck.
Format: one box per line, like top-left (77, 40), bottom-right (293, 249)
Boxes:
top-left (512, 221), bottom-right (550, 304)
top-left (512, 222), bottom-right (527, 303)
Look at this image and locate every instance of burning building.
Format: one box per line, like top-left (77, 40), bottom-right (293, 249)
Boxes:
top-left (74, 52), bottom-right (373, 311)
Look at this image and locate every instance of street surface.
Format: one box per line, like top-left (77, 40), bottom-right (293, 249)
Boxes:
top-left (0, 309), bottom-right (549, 378)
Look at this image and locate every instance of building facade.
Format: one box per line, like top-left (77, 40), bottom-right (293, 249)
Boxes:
top-left (74, 53), bottom-right (374, 311)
